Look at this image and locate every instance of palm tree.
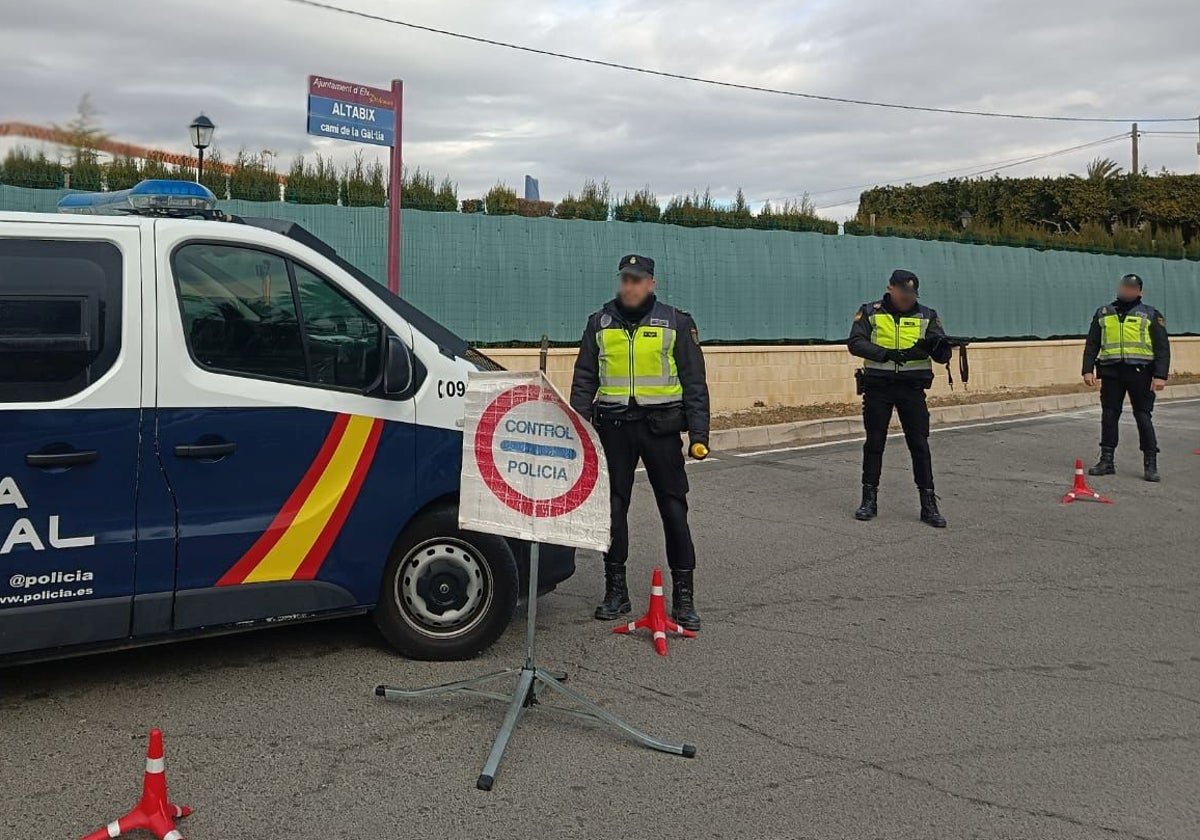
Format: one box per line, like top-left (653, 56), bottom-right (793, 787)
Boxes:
top-left (1084, 157), bottom-right (1122, 181)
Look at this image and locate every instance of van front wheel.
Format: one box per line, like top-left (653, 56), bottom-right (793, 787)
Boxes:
top-left (373, 504), bottom-right (518, 660)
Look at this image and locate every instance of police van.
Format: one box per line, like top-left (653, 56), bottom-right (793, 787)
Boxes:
top-left (0, 180), bottom-right (575, 663)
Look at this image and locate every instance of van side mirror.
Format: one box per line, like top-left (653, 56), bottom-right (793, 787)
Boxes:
top-left (383, 335), bottom-right (414, 396)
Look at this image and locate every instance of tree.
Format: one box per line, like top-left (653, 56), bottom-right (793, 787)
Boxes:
top-left (1085, 157), bottom-right (1122, 181)
top-left (485, 182), bottom-right (520, 216)
top-left (230, 150), bottom-right (281, 201)
top-left (613, 186), bottom-right (661, 223)
top-left (555, 179), bottom-right (610, 220)
top-left (55, 94), bottom-right (107, 163)
top-left (54, 94), bottom-right (107, 190)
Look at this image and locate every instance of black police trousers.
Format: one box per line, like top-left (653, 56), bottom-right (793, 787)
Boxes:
top-left (597, 417), bottom-right (696, 572)
top-left (1099, 364), bottom-right (1158, 453)
top-left (861, 379), bottom-right (934, 489)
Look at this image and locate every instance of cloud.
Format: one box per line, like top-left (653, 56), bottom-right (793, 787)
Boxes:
top-left (1, 0), bottom-right (1196, 219)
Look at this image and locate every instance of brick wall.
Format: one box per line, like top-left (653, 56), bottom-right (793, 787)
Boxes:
top-left (485, 337), bottom-right (1200, 413)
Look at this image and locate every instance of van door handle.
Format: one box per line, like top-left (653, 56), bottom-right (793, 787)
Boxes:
top-left (25, 450), bottom-right (99, 468)
top-left (174, 442), bottom-right (237, 459)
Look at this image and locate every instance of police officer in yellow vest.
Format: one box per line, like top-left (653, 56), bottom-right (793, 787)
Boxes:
top-left (570, 254), bottom-right (709, 630)
top-left (848, 270), bottom-right (953, 527)
top-left (1082, 273), bottom-right (1170, 481)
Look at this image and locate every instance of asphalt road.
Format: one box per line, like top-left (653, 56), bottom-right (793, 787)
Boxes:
top-left (3, 400), bottom-right (1198, 840)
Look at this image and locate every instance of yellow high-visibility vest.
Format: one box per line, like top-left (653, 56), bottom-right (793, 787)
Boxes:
top-left (863, 309), bottom-right (933, 374)
top-left (1097, 303), bottom-right (1155, 364)
top-left (596, 305), bottom-right (683, 406)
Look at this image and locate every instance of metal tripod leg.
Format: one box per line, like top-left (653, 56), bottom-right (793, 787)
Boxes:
top-left (375, 668), bottom-right (520, 701)
top-left (373, 540), bottom-right (697, 791)
top-left (475, 668), bottom-right (536, 791)
top-left (532, 668), bottom-right (696, 757)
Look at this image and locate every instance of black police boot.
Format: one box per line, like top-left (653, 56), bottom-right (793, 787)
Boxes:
top-left (1143, 452), bottom-right (1161, 483)
top-left (1088, 447), bottom-right (1116, 476)
top-left (671, 570), bottom-right (701, 632)
top-left (594, 562), bottom-right (631, 620)
top-left (918, 488), bottom-right (947, 528)
top-left (854, 484), bottom-right (879, 521)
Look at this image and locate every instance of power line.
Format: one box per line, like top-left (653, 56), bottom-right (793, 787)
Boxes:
top-left (283, 0), bottom-right (1197, 124)
top-left (811, 133), bottom-right (1130, 210)
top-left (798, 146), bottom-right (1096, 200)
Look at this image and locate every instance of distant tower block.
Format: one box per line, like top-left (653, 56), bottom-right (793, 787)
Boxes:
top-left (524, 175), bottom-right (540, 201)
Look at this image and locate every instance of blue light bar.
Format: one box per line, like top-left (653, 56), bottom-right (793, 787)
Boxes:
top-left (57, 179), bottom-right (217, 215)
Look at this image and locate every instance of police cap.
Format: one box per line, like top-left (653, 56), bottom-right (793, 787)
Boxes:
top-left (618, 254), bottom-right (655, 278)
top-left (888, 269), bottom-right (919, 296)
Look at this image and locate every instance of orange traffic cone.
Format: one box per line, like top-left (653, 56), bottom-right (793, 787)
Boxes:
top-left (613, 567), bottom-right (696, 656)
top-left (79, 729), bottom-right (192, 840)
top-left (1061, 459), bottom-right (1113, 504)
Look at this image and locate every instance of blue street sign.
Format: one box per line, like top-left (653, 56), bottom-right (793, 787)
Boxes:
top-left (306, 114), bottom-right (394, 147)
top-left (306, 76), bottom-right (396, 148)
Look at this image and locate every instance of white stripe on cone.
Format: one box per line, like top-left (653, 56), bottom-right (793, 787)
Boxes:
top-left (651, 586), bottom-right (664, 596)
top-left (107, 821), bottom-right (121, 838)
top-left (164, 831), bottom-right (184, 840)
top-left (653, 631), bottom-right (666, 641)
top-left (146, 757), bottom-right (165, 773)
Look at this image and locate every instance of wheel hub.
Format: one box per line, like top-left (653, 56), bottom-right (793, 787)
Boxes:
top-left (417, 566), bottom-right (470, 614)
top-left (395, 539), bottom-right (490, 637)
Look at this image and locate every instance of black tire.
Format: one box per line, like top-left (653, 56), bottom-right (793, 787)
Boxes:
top-left (373, 503), bottom-right (518, 660)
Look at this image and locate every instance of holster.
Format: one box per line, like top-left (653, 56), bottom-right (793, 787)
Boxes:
top-left (854, 369), bottom-right (865, 396)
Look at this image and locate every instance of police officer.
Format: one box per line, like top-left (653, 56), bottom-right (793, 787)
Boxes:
top-left (1082, 273), bottom-right (1170, 481)
top-left (848, 269), bottom-right (953, 527)
top-left (570, 254), bottom-right (709, 631)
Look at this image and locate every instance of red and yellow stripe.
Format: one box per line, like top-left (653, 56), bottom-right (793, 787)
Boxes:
top-left (218, 414), bottom-right (383, 586)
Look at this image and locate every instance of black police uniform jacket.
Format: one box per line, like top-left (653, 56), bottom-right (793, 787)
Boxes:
top-left (1080, 297), bottom-right (1170, 380)
top-left (847, 295), bottom-right (952, 388)
top-left (570, 297), bottom-right (710, 445)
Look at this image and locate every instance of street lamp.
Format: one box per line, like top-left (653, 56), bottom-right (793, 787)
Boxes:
top-left (188, 114), bottom-right (215, 183)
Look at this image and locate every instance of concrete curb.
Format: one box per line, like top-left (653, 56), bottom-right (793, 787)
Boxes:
top-left (709, 383), bottom-right (1200, 453)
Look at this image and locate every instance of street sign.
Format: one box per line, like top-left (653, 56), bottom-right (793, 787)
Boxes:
top-left (306, 75), bottom-right (395, 147)
top-left (459, 371), bottom-right (610, 552)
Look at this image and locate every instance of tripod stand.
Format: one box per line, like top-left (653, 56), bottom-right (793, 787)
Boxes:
top-left (375, 543), bottom-right (697, 791)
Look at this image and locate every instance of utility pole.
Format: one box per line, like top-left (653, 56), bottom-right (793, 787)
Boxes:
top-left (1196, 115), bottom-right (1199, 174)
top-left (1131, 122), bottom-right (1139, 175)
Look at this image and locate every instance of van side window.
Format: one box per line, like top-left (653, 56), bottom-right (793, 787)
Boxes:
top-left (0, 238), bottom-right (123, 403)
top-left (174, 243), bottom-right (307, 383)
top-left (173, 244), bottom-right (383, 393)
top-left (293, 264), bottom-right (382, 391)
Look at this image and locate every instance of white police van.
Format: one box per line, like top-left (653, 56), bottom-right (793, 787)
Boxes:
top-left (0, 180), bottom-right (574, 663)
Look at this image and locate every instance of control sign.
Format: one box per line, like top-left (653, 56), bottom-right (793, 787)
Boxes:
top-left (459, 371), bottom-right (610, 552)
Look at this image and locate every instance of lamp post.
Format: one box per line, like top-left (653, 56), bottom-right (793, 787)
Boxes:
top-left (959, 210), bottom-right (973, 230)
top-left (188, 114), bottom-right (215, 183)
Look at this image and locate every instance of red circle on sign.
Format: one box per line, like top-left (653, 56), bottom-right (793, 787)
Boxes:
top-left (474, 384), bottom-right (599, 517)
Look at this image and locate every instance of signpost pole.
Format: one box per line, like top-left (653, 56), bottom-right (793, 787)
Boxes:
top-left (386, 79), bottom-right (404, 296)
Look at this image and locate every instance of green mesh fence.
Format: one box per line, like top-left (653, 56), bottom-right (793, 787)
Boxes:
top-left (3, 186), bottom-right (1198, 343)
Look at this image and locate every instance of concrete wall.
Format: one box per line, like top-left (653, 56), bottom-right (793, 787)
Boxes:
top-left (485, 337), bottom-right (1200, 413)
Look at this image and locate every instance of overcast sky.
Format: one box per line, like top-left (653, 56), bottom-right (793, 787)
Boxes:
top-left (2, 0), bottom-right (1198, 219)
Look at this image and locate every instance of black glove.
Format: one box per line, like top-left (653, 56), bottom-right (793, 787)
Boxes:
top-left (907, 341), bottom-right (933, 360)
top-left (915, 336), bottom-right (948, 357)
top-left (883, 345), bottom-right (916, 362)
top-left (884, 347), bottom-right (925, 363)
